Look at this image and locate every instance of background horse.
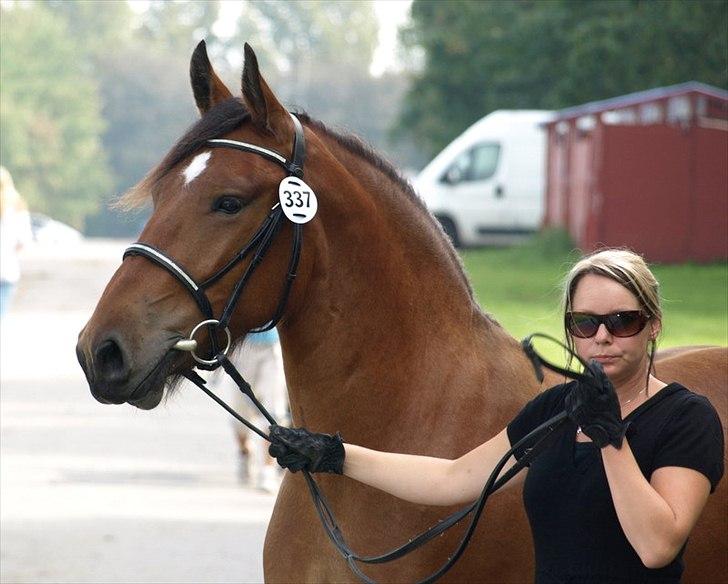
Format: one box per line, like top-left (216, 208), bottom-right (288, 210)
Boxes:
top-left (77, 42), bottom-right (727, 583)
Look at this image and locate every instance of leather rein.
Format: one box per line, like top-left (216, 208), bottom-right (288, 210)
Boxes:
top-left (121, 114), bottom-right (592, 583)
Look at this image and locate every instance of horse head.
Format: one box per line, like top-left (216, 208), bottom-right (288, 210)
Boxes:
top-left (77, 42), bottom-right (326, 409)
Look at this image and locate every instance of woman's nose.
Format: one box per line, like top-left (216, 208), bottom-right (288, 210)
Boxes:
top-left (593, 323), bottom-right (612, 342)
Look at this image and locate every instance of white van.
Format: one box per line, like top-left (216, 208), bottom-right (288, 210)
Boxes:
top-left (413, 110), bottom-right (553, 247)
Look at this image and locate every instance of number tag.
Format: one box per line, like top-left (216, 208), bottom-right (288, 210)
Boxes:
top-left (278, 177), bottom-right (318, 224)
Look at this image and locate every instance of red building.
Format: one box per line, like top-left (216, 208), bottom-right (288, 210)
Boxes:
top-left (543, 82), bottom-right (728, 262)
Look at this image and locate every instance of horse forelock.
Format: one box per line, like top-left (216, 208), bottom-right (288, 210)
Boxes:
top-left (118, 98), bottom-right (252, 210)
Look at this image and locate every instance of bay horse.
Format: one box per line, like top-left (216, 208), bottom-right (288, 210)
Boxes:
top-left (76, 42), bottom-right (727, 583)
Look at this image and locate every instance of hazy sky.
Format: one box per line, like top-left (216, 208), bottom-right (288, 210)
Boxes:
top-left (371, 0), bottom-right (412, 76)
top-left (210, 0), bottom-right (412, 76)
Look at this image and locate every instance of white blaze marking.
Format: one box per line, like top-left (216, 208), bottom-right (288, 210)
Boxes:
top-left (182, 151), bottom-right (211, 184)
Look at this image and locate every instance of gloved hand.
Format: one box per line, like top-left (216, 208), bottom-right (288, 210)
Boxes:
top-left (565, 361), bottom-right (629, 448)
top-left (268, 425), bottom-right (345, 474)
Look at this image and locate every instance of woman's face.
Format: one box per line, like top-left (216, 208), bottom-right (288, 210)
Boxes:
top-left (570, 273), bottom-right (660, 387)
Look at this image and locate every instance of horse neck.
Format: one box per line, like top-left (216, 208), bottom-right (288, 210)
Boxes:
top-left (278, 134), bottom-right (530, 441)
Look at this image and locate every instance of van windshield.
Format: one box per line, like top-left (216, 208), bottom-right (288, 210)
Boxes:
top-left (442, 142), bottom-right (501, 183)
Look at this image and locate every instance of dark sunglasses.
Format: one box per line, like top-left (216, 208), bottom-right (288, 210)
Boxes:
top-left (565, 310), bottom-right (650, 338)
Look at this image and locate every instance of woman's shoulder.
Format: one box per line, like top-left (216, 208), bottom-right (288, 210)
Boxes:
top-left (653, 383), bottom-right (724, 436)
top-left (659, 383), bottom-right (721, 415)
top-left (647, 383), bottom-right (725, 492)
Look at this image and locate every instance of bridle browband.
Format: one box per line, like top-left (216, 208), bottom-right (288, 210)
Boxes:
top-left (121, 112), bottom-right (590, 583)
top-left (123, 113), bottom-right (306, 367)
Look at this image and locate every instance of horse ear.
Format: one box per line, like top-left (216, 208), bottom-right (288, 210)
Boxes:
top-left (190, 40), bottom-right (233, 115)
top-left (242, 43), bottom-right (287, 135)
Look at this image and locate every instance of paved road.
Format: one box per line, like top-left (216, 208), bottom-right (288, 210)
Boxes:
top-left (1, 240), bottom-right (275, 583)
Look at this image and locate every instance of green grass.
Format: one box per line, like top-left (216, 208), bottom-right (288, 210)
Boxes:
top-left (460, 232), bottom-right (728, 363)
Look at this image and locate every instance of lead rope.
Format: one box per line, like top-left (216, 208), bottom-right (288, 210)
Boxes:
top-left (183, 333), bottom-right (590, 583)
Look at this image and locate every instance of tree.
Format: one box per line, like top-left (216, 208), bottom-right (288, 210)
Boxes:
top-left (43, 0), bottom-right (217, 235)
top-left (397, 0), bottom-right (728, 158)
top-left (225, 1), bottom-right (416, 166)
top-left (0, 3), bottom-right (112, 228)
top-left (1, 0), bottom-right (416, 235)
top-left (40, 0), bottom-right (134, 56)
top-left (136, 0), bottom-right (219, 53)
top-left (84, 45), bottom-right (199, 236)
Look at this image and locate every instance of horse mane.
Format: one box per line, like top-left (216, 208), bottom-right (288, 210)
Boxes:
top-left (119, 98), bottom-right (476, 301)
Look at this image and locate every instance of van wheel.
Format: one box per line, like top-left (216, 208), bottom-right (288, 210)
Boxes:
top-left (437, 217), bottom-right (461, 248)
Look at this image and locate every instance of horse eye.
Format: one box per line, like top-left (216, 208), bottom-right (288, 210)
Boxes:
top-left (213, 196), bottom-right (244, 215)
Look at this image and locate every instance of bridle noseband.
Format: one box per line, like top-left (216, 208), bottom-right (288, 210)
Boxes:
top-left (123, 113), bottom-right (307, 368)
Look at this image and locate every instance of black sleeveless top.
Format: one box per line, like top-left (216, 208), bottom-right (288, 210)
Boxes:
top-left (507, 382), bottom-right (724, 583)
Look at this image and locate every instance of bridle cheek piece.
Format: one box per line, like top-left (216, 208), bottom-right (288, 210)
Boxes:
top-left (122, 113), bottom-right (307, 370)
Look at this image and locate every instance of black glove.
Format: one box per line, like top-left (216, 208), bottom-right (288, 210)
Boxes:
top-left (268, 425), bottom-right (345, 474)
top-left (565, 361), bottom-right (629, 449)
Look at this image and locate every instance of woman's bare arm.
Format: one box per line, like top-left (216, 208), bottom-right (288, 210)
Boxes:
top-left (343, 428), bottom-right (526, 506)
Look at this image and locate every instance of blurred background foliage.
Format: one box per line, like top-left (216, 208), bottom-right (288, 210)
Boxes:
top-left (1, 0), bottom-right (726, 236)
top-left (397, 0), bottom-right (728, 156)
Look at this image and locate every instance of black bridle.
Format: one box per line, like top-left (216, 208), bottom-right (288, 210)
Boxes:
top-left (123, 113), bottom-right (306, 369)
top-left (122, 113), bottom-right (590, 583)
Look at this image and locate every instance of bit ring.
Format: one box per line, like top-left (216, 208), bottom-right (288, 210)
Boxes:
top-left (177, 319), bottom-right (232, 365)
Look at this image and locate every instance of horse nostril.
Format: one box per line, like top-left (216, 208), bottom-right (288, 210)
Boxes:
top-left (95, 338), bottom-right (129, 383)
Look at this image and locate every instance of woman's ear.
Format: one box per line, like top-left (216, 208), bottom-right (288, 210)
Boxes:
top-left (649, 318), bottom-right (662, 340)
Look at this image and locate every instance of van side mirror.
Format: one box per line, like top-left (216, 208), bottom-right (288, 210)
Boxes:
top-left (442, 166), bottom-right (463, 185)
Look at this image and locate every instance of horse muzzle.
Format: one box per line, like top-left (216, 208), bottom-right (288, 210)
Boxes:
top-left (76, 330), bottom-right (170, 409)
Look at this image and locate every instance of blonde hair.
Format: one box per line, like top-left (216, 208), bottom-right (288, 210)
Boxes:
top-left (0, 166), bottom-right (26, 217)
top-left (562, 248), bottom-right (662, 372)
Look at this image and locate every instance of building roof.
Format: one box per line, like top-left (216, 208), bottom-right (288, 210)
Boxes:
top-left (547, 82), bottom-right (728, 124)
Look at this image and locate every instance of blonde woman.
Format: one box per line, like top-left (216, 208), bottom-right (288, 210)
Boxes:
top-left (268, 249), bottom-right (724, 583)
top-left (0, 167), bottom-right (32, 317)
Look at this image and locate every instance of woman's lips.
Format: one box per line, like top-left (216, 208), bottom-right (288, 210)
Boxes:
top-left (592, 355), bottom-right (619, 363)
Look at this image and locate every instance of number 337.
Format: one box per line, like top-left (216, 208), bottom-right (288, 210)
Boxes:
top-left (282, 190), bottom-right (311, 208)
